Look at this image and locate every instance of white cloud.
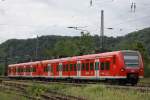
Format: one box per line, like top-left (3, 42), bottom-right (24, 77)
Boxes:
top-left (0, 0), bottom-right (150, 43)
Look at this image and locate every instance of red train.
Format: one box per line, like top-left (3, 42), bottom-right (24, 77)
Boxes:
top-left (8, 50), bottom-right (144, 85)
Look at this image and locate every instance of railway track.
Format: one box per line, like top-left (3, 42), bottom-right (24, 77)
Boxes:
top-left (1, 79), bottom-right (150, 91)
top-left (0, 80), bottom-right (86, 100)
top-left (0, 77), bottom-right (150, 100)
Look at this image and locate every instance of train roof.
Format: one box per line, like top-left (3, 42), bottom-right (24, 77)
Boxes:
top-left (8, 50), bottom-right (139, 67)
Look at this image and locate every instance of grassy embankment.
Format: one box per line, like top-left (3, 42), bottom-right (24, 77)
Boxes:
top-left (0, 79), bottom-right (150, 100)
top-left (26, 83), bottom-right (150, 100)
top-left (0, 91), bottom-right (27, 100)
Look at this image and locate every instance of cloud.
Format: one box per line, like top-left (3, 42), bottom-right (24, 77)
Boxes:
top-left (0, 0), bottom-right (150, 43)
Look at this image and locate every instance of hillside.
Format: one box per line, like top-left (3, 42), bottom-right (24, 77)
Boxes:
top-left (0, 28), bottom-right (150, 58)
top-left (0, 27), bottom-right (150, 76)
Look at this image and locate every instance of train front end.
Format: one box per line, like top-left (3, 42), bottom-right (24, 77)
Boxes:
top-left (122, 50), bottom-right (144, 85)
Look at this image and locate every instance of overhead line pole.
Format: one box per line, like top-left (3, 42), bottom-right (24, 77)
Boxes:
top-left (100, 10), bottom-right (104, 52)
top-left (35, 35), bottom-right (39, 60)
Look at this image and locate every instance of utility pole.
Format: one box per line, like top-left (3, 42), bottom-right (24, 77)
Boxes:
top-left (35, 35), bottom-right (39, 60)
top-left (4, 56), bottom-right (8, 76)
top-left (100, 10), bottom-right (104, 52)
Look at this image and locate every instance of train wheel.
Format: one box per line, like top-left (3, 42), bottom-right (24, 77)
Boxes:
top-left (127, 74), bottom-right (139, 86)
top-left (119, 79), bottom-right (127, 85)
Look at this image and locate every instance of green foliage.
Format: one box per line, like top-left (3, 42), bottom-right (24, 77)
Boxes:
top-left (0, 63), bottom-right (5, 76)
top-left (64, 84), bottom-right (150, 100)
top-left (26, 84), bottom-right (47, 99)
top-left (0, 91), bottom-right (27, 100)
top-left (77, 32), bottom-right (95, 55)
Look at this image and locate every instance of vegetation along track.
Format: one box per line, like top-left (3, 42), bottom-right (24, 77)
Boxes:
top-left (0, 78), bottom-right (150, 99)
top-left (0, 80), bottom-right (86, 100)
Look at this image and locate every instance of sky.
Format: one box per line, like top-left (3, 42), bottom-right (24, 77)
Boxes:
top-left (0, 0), bottom-right (150, 43)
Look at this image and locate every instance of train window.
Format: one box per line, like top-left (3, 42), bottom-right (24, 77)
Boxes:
top-left (74, 64), bottom-right (77, 71)
top-left (14, 68), bottom-right (16, 72)
top-left (33, 67), bottom-right (36, 72)
top-left (105, 62), bottom-right (110, 70)
top-left (25, 67), bottom-right (27, 72)
top-left (90, 62), bottom-right (94, 70)
top-left (63, 65), bottom-right (66, 71)
top-left (21, 68), bottom-right (23, 72)
top-left (82, 63), bottom-right (85, 70)
top-left (70, 64), bottom-right (73, 71)
top-left (44, 66), bottom-right (48, 72)
top-left (66, 64), bottom-right (69, 71)
top-left (26, 67), bottom-right (30, 72)
top-left (17, 68), bottom-right (19, 72)
top-left (101, 62), bottom-right (105, 70)
top-left (56, 65), bottom-right (59, 72)
top-left (16, 67), bottom-right (18, 72)
top-left (95, 62), bottom-right (99, 70)
top-left (86, 63), bottom-right (89, 71)
top-left (18, 68), bottom-right (20, 72)
top-left (23, 67), bottom-right (26, 72)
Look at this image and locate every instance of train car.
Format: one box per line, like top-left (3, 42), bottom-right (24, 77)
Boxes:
top-left (8, 50), bottom-right (144, 85)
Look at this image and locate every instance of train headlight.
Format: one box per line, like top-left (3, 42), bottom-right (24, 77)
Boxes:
top-left (140, 68), bottom-right (143, 72)
top-left (121, 68), bottom-right (125, 72)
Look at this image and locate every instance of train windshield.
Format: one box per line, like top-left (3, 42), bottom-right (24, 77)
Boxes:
top-left (123, 51), bottom-right (139, 67)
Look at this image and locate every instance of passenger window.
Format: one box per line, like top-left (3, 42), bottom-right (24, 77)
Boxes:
top-left (70, 64), bottom-right (73, 71)
top-left (14, 68), bottom-right (16, 72)
top-left (82, 63), bottom-right (85, 70)
top-left (56, 65), bottom-right (59, 72)
top-left (66, 64), bottom-right (68, 71)
top-left (74, 64), bottom-right (77, 71)
top-left (101, 62), bottom-right (105, 70)
top-left (63, 65), bottom-right (66, 71)
top-left (33, 67), bottom-right (36, 72)
top-left (86, 63), bottom-right (89, 71)
top-left (44, 66), bottom-right (48, 72)
top-left (105, 62), bottom-right (110, 70)
top-left (26, 67), bottom-right (30, 72)
top-left (90, 63), bottom-right (94, 70)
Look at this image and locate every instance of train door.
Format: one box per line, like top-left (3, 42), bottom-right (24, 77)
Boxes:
top-left (62, 61), bottom-right (69, 77)
top-left (81, 60), bottom-right (85, 77)
top-left (77, 61), bottom-right (81, 78)
top-left (84, 59), bottom-right (92, 77)
top-left (47, 64), bottom-right (51, 77)
top-left (95, 58), bottom-right (100, 79)
top-left (59, 63), bottom-right (62, 78)
top-left (50, 63), bottom-right (55, 77)
top-left (55, 63), bottom-right (59, 77)
top-left (89, 59), bottom-right (95, 78)
top-left (99, 57), bottom-right (112, 78)
top-left (69, 60), bottom-right (77, 77)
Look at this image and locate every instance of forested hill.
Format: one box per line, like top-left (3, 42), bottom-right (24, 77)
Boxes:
top-left (0, 27), bottom-right (150, 76)
top-left (0, 27), bottom-right (150, 61)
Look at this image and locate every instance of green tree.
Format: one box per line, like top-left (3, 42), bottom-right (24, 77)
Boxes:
top-left (54, 39), bottom-right (79, 57)
top-left (77, 32), bottom-right (95, 55)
